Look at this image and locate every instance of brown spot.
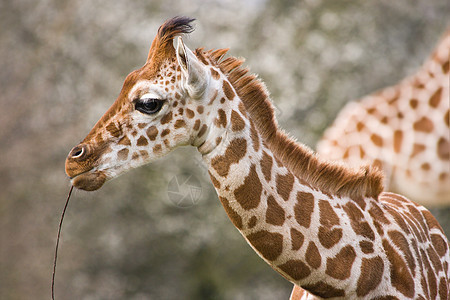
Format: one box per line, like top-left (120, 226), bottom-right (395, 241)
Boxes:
top-left (220, 97), bottom-right (225, 104)
top-left (343, 202), bottom-right (375, 240)
top-left (443, 61), bottom-right (450, 73)
top-left (175, 92), bottom-right (181, 99)
top-left (413, 116), bottom-right (434, 133)
top-left (137, 123), bottom-right (146, 129)
top-left (276, 172), bottom-right (294, 201)
top-left (278, 260), bottom-right (311, 281)
top-left (305, 242), bottom-right (321, 269)
top-left (137, 136), bottom-right (148, 146)
top-left (343, 148), bottom-right (350, 159)
top-left (222, 80), bottom-right (235, 100)
top-left (422, 209), bottom-right (442, 230)
top-left (381, 116), bottom-right (388, 124)
top-left (146, 126), bottom-right (158, 141)
top-left (246, 230), bottom-right (283, 261)
top-left (373, 220), bottom-right (384, 236)
top-left (319, 200), bottom-right (340, 228)
top-left (161, 111), bottom-right (173, 124)
top-left (356, 122), bottom-right (365, 131)
top-left (371, 134), bottom-right (383, 147)
top-left (211, 138), bottom-right (247, 177)
top-left (234, 164), bottom-right (262, 210)
top-left (437, 137), bottom-right (449, 160)
top-left (429, 87), bottom-right (442, 108)
top-left (359, 240), bottom-right (374, 254)
top-left (95, 133), bottom-right (104, 144)
top-left (172, 101), bottom-right (178, 108)
top-left (260, 151), bottom-right (273, 182)
top-left (174, 119), bottom-right (186, 129)
top-left (139, 150), bottom-right (149, 159)
top-left (411, 143), bottom-right (426, 158)
top-left (131, 152), bottom-right (139, 160)
top-left (427, 246), bottom-right (443, 273)
top-left (197, 53), bottom-right (209, 65)
top-left (318, 226), bottom-right (343, 249)
top-left (266, 195), bottom-right (285, 226)
top-left (367, 107), bottom-right (377, 114)
top-left (388, 230), bottom-right (416, 276)
top-left (209, 171), bottom-right (221, 189)
top-left (369, 202), bottom-right (390, 225)
top-left (421, 162), bottom-right (431, 171)
top-left (160, 129), bottom-right (170, 137)
top-left (210, 68), bottom-right (220, 80)
top-left (290, 228), bottom-right (304, 250)
top-left (118, 136), bottom-right (131, 146)
top-left (423, 249), bottom-right (438, 299)
top-left (325, 245), bottom-right (356, 280)
top-left (431, 234), bottom-right (448, 257)
top-left (230, 110), bottom-right (245, 131)
top-left (439, 277), bottom-right (448, 300)
top-left (303, 281), bottom-right (345, 298)
top-left (238, 101), bottom-right (247, 117)
top-left (153, 144), bottom-right (162, 154)
top-left (393, 130), bottom-right (403, 153)
top-left (356, 256), bottom-right (384, 296)
top-left (248, 216), bottom-right (257, 228)
top-left (118, 148), bottom-right (129, 161)
top-left (198, 124), bottom-right (208, 137)
top-left (219, 196), bottom-right (242, 229)
top-left (382, 239), bottom-right (415, 297)
top-left (215, 109), bottom-right (227, 128)
top-left (215, 136), bottom-right (222, 145)
top-left (193, 119), bottom-right (201, 131)
top-left (384, 206), bottom-right (411, 236)
top-left (196, 105), bottom-right (204, 114)
top-left (208, 89), bottom-right (218, 105)
top-left (250, 121), bottom-right (260, 152)
top-left (294, 192), bottom-right (315, 228)
top-left (410, 99), bottom-right (419, 109)
top-left (178, 107), bottom-right (184, 115)
top-left (106, 121), bottom-right (121, 138)
top-left (445, 109), bottom-right (449, 127)
top-left (359, 146), bottom-right (366, 158)
top-left (185, 108), bottom-right (195, 119)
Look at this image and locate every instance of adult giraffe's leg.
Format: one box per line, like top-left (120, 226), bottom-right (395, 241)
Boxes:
top-left (289, 285), bottom-right (307, 300)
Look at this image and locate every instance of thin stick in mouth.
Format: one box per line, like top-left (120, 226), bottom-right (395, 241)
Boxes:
top-left (52, 185), bottom-right (74, 300)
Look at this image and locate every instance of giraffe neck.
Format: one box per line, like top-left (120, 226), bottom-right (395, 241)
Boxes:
top-left (201, 98), bottom-right (375, 295)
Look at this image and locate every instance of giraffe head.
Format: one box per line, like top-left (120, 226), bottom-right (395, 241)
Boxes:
top-left (66, 17), bottom-right (219, 191)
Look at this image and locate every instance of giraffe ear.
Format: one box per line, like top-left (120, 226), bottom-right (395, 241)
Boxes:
top-left (176, 37), bottom-right (208, 99)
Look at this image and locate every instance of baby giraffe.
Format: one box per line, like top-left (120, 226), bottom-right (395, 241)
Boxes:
top-left (66, 17), bottom-right (449, 299)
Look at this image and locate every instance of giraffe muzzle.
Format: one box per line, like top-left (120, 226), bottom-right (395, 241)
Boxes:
top-left (65, 143), bottom-right (107, 191)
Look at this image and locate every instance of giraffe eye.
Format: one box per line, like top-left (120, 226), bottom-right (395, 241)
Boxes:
top-left (135, 98), bottom-right (164, 115)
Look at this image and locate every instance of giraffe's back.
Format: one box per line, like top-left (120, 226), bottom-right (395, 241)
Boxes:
top-left (317, 30), bottom-right (450, 207)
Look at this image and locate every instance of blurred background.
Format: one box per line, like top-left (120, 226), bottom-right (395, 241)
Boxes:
top-left (1, 0), bottom-right (449, 299)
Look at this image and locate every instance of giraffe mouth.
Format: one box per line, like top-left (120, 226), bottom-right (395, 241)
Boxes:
top-left (69, 170), bottom-right (107, 191)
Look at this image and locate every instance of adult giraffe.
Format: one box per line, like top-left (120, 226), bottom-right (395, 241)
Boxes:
top-left (66, 17), bottom-right (450, 299)
top-left (317, 30), bottom-right (450, 207)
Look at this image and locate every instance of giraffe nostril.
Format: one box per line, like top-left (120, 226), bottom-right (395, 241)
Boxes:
top-left (70, 145), bottom-right (87, 159)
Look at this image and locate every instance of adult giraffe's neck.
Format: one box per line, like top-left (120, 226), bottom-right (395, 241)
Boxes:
top-left (200, 99), bottom-right (362, 293)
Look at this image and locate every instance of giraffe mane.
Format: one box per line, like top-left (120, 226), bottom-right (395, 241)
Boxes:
top-left (199, 49), bottom-right (385, 199)
top-left (147, 16), bottom-right (195, 63)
